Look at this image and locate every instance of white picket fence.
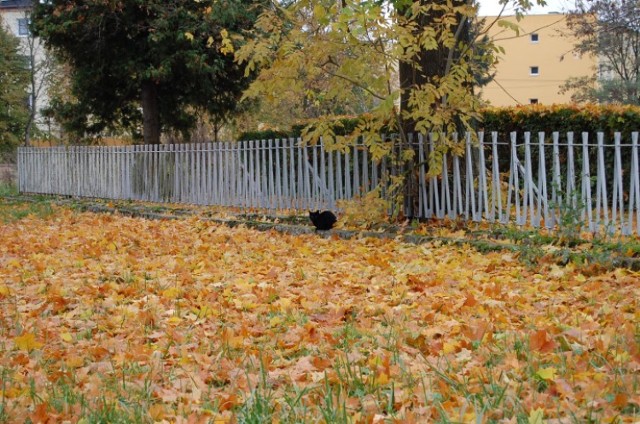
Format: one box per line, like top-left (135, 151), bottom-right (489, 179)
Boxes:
top-left (17, 131), bottom-right (640, 235)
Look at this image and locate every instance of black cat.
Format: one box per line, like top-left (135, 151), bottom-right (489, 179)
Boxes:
top-left (309, 210), bottom-right (337, 231)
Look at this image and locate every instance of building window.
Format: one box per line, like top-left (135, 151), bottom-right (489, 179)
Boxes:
top-left (17, 18), bottom-right (29, 36)
top-left (530, 66), bottom-right (539, 76)
top-left (530, 98), bottom-right (539, 104)
top-left (530, 33), bottom-right (539, 43)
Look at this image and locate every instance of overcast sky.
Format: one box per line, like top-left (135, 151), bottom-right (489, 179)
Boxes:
top-left (478, 0), bottom-right (576, 16)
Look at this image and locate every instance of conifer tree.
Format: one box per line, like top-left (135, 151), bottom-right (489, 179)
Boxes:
top-left (32, 0), bottom-right (265, 144)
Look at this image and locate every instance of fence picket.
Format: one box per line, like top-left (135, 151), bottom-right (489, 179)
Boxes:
top-left (429, 133), bottom-right (440, 218)
top-left (613, 133), bottom-right (624, 233)
top-left (630, 133), bottom-right (640, 234)
top-left (595, 132), bottom-right (609, 231)
top-left (537, 132), bottom-right (549, 227)
top-left (581, 132), bottom-right (593, 231)
top-left (418, 134), bottom-right (427, 218)
top-left (477, 132), bottom-right (488, 221)
top-left (551, 132), bottom-right (561, 227)
top-left (490, 132), bottom-right (500, 222)
top-left (465, 133), bottom-right (474, 220)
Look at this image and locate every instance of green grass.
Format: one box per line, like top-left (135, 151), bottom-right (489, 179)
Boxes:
top-left (0, 182), bottom-right (18, 197)
top-left (0, 191), bottom-right (55, 223)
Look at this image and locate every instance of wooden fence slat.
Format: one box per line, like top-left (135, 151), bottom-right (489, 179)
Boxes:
top-left (490, 132), bottom-right (500, 222)
top-left (509, 132), bottom-right (521, 225)
top-left (582, 132), bottom-right (593, 231)
top-left (612, 133), bottom-right (624, 233)
top-left (418, 134), bottom-right (427, 218)
top-left (430, 133), bottom-right (440, 218)
top-left (523, 132), bottom-right (535, 226)
top-left (595, 132), bottom-right (609, 231)
top-left (551, 132), bottom-right (561, 227)
top-left (260, 140), bottom-right (267, 209)
top-left (537, 132), bottom-right (550, 228)
top-left (328, 143), bottom-right (335, 210)
top-left (630, 132), bottom-right (640, 234)
top-left (465, 132), bottom-right (475, 220)
top-left (312, 142), bottom-right (319, 208)
top-left (477, 132), bottom-right (488, 221)
top-left (353, 143), bottom-right (360, 198)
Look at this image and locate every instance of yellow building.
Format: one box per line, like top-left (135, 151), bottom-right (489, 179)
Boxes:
top-left (481, 13), bottom-right (596, 106)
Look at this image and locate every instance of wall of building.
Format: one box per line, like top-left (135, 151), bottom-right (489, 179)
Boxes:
top-left (480, 13), bottom-right (596, 106)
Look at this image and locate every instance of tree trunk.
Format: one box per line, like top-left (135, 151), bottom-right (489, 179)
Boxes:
top-left (141, 80), bottom-right (161, 144)
top-left (398, 0), bottom-right (469, 217)
top-left (399, 0), bottom-right (468, 134)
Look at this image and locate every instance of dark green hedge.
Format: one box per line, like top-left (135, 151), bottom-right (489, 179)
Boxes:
top-left (480, 104), bottom-right (640, 139)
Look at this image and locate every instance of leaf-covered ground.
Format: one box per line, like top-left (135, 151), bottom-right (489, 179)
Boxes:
top-left (0, 206), bottom-right (639, 423)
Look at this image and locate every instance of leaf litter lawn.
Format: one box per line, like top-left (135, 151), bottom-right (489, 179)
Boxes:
top-left (0, 206), bottom-right (639, 423)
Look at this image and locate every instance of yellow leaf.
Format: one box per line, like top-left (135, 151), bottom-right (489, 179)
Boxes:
top-left (373, 372), bottom-right (389, 385)
top-left (536, 367), bottom-right (556, 381)
top-left (185, 32), bottom-right (194, 42)
top-left (0, 284), bottom-right (10, 296)
top-left (528, 408), bottom-right (546, 424)
top-left (65, 356), bottom-right (84, 369)
top-left (7, 258), bottom-right (21, 268)
top-left (60, 332), bottom-right (73, 342)
top-left (269, 316), bottom-right (283, 327)
top-left (227, 335), bottom-right (244, 349)
top-left (162, 287), bottom-right (182, 299)
top-left (442, 341), bottom-right (458, 354)
top-left (167, 316), bottom-right (182, 325)
top-left (14, 333), bottom-right (43, 352)
top-left (219, 29), bottom-right (234, 55)
top-left (149, 404), bottom-right (165, 421)
top-left (614, 351), bottom-right (630, 363)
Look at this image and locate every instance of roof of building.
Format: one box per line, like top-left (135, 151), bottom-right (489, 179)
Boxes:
top-left (0, 0), bottom-right (32, 9)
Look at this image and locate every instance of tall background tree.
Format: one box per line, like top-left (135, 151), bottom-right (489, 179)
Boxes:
top-left (236, 0), bottom-right (542, 214)
top-left (17, 10), bottom-right (60, 146)
top-left (561, 0), bottom-right (640, 104)
top-left (31, 0), bottom-right (265, 144)
top-left (0, 15), bottom-right (29, 159)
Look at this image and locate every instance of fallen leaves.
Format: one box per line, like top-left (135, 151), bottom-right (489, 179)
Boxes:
top-left (14, 333), bottom-right (43, 352)
top-left (0, 208), bottom-right (638, 422)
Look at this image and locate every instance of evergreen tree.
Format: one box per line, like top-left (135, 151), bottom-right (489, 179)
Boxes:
top-left (0, 16), bottom-right (30, 156)
top-left (31, 0), bottom-right (265, 144)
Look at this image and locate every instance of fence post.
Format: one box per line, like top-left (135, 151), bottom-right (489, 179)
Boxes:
top-left (430, 133), bottom-right (440, 218)
top-left (537, 132), bottom-right (549, 228)
top-left (551, 132), bottom-right (561, 228)
top-left (477, 132), bottom-right (488, 222)
top-left (490, 132), bottom-right (501, 222)
top-left (630, 132), bottom-right (640, 235)
top-left (418, 133), bottom-right (427, 218)
top-left (465, 132), bottom-right (474, 220)
top-left (612, 133), bottom-right (624, 234)
top-left (595, 132), bottom-right (609, 232)
top-left (581, 132), bottom-right (593, 232)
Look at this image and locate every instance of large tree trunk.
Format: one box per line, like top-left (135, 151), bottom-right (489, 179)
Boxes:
top-left (141, 80), bottom-right (161, 144)
top-left (397, 0), bottom-right (469, 217)
top-left (399, 0), bottom-right (469, 133)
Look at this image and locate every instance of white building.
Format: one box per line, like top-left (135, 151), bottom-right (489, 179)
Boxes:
top-left (1, 0), bottom-right (55, 137)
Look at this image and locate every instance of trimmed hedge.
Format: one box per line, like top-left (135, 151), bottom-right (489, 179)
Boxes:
top-left (238, 104), bottom-right (640, 141)
top-left (480, 104), bottom-right (640, 139)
